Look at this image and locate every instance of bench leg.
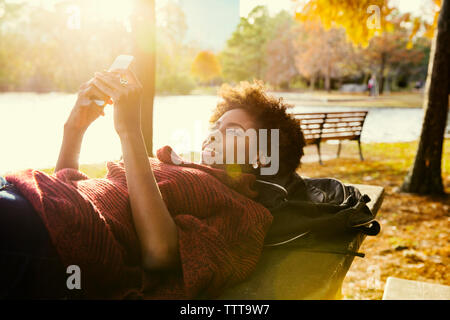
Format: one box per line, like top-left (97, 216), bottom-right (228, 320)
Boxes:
top-left (316, 143), bottom-right (323, 165)
top-left (358, 140), bottom-right (364, 161)
top-left (336, 140), bottom-right (341, 159)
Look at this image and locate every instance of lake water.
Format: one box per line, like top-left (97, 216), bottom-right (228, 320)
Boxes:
top-left (0, 92), bottom-right (449, 175)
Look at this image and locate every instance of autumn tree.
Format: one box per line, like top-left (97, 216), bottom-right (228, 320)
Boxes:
top-left (264, 11), bottom-right (298, 88)
top-left (293, 21), bottom-right (356, 91)
top-left (191, 51), bottom-right (221, 83)
top-left (362, 17), bottom-right (425, 94)
top-left (294, 0), bottom-right (395, 47)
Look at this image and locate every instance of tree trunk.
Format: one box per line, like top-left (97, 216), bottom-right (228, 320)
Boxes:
top-left (325, 65), bottom-right (331, 92)
top-left (400, 0), bottom-right (450, 195)
top-left (132, 0), bottom-right (156, 157)
top-left (384, 74), bottom-right (391, 94)
top-left (310, 75), bottom-right (316, 91)
top-left (362, 73), bottom-right (369, 87)
top-left (378, 52), bottom-right (386, 95)
top-left (257, 58), bottom-right (262, 80)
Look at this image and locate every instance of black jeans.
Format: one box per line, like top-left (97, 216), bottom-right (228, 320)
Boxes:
top-left (0, 176), bottom-right (69, 299)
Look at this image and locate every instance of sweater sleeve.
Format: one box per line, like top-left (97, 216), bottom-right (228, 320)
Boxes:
top-left (173, 203), bottom-right (272, 299)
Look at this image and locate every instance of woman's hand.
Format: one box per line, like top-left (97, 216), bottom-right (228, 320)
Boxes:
top-left (65, 79), bottom-right (110, 133)
top-left (92, 69), bottom-right (143, 136)
top-left (56, 78), bottom-right (109, 172)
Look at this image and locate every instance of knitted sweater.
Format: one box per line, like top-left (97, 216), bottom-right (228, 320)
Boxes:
top-left (4, 145), bottom-right (273, 299)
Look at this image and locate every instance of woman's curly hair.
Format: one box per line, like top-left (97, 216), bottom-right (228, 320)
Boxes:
top-left (210, 81), bottom-right (306, 176)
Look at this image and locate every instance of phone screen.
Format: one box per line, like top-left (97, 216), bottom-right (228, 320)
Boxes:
top-left (108, 55), bottom-right (135, 72)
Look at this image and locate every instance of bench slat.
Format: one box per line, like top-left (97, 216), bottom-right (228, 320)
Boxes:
top-left (294, 111), bottom-right (368, 146)
top-left (320, 135), bottom-right (360, 141)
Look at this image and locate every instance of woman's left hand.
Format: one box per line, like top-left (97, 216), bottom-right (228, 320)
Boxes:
top-left (93, 69), bottom-right (143, 136)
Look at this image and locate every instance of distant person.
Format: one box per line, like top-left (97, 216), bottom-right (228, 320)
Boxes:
top-left (414, 80), bottom-right (423, 90)
top-left (368, 75), bottom-right (377, 97)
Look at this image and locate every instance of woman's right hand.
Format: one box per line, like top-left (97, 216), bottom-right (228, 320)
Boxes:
top-left (64, 78), bottom-right (112, 132)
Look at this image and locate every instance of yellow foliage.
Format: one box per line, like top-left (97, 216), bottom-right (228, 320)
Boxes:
top-left (191, 51), bottom-right (221, 82)
top-left (407, 17), bottom-right (421, 49)
top-left (408, 0), bottom-right (441, 42)
top-left (294, 0), bottom-right (442, 48)
top-left (295, 0), bottom-right (394, 47)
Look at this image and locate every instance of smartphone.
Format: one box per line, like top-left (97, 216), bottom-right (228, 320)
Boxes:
top-left (108, 54), bottom-right (135, 72)
top-left (94, 55), bottom-right (135, 106)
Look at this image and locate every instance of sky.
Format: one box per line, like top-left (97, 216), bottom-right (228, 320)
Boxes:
top-left (178, 0), bottom-right (240, 51)
top-left (240, 0), bottom-right (296, 17)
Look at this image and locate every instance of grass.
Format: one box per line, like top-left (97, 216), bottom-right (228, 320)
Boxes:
top-left (165, 88), bottom-right (429, 108)
top-left (299, 139), bottom-right (450, 299)
top-left (190, 86), bottom-right (220, 95)
top-left (300, 139), bottom-right (449, 186)
top-left (40, 162), bottom-right (109, 178)
top-left (279, 91), bottom-right (430, 108)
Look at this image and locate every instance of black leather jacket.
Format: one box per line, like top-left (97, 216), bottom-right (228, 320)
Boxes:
top-left (253, 172), bottom-right (381, 251)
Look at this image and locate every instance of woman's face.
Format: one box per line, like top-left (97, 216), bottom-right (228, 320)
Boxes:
top-left (201, 109), bottom-right (259, 172)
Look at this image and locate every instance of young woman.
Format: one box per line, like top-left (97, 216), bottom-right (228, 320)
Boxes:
top-left (0, 71), bottom-right (305, 299)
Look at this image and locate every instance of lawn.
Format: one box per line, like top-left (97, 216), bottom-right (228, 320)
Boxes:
top-left (278, 91), bottom-right (429, 108)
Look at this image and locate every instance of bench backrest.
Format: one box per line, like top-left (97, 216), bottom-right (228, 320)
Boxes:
top-left (293, 111), bottom-right (368, 144)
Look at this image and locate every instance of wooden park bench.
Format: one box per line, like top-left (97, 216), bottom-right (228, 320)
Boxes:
top-left (293, 111), bottom-right (369, 165)
top-left (211, 183), bottom-right (384, 300)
